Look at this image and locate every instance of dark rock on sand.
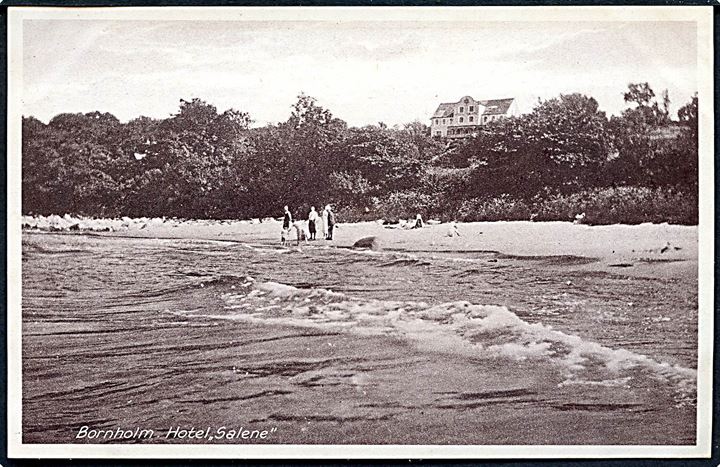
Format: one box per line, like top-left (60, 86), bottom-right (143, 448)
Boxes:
top-left (353, 236), bottom-right (382, 250)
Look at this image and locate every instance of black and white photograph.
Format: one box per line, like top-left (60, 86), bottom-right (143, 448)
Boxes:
top-left (6, 5), bottom-right (713, 459)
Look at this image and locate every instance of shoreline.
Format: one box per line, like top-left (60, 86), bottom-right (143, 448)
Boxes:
top-left (22, 214), bottom-right (698, 281)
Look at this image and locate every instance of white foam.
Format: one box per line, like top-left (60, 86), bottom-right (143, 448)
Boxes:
top-left (171, 279), bottom-right (696, 397)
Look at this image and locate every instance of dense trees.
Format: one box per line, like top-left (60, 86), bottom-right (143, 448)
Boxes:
top-left (457, 94), bottom-right (612, 199)
top-left (22, 84), bottom-right (699, 223)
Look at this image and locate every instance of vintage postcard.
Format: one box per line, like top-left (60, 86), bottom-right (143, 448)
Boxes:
top-left (6, 5), bottom-right (713, 459)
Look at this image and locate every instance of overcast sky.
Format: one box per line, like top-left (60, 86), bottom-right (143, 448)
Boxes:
top-left (23, 19), bottom-right (697, 126)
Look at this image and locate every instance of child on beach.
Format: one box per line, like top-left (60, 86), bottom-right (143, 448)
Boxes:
top-left (292, 221), bottom-right (308, 246)
top-left (281, 227), bottom-right (291, 246)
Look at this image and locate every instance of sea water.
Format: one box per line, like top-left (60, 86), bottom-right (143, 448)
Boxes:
top-left (21, 233), bottom-right (697, 444)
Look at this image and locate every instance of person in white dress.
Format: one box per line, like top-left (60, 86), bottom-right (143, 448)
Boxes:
top-left (308, 206), bottom-right (319, 240)
top-left (321, 205), bottom-right (329, 240)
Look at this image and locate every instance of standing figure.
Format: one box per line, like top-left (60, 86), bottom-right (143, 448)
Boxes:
top-left (283, 206), bottom-right (292, 230)
top-left (308, 206), bottom-right (319, 240)
top-left (326, 205), bottom-right (336, 241)
top-left (321, 205), bottom-right (329, 239)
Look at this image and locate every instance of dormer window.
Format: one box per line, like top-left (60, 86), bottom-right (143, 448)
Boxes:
top-left (459, 106), bottom-right (464, 113)
top-left (469, 105), bottom-right (474, 112)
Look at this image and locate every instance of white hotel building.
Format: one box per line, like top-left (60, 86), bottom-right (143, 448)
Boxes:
top-left (430, 95), bottom-right (517, 138)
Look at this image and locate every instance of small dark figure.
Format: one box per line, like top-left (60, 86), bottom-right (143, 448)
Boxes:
top-left (412, 214), bottom-right (424, 229)
top-left (282, 206), bottom-right (292, 230)
top-left (326, 205), bottom-right (336, 240)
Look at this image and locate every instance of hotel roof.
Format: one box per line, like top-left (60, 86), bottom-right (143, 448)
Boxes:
top-left (431, 97), bottom-right (514, 119)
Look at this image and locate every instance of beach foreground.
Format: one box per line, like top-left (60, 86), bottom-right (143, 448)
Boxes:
top-left (21, 218), bottom-right (698, 444)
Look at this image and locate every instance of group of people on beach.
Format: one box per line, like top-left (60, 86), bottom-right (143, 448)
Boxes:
top-left (282, 205), bottom-right (335, 246)
top-left (280, 205), bottom-right (461, 246)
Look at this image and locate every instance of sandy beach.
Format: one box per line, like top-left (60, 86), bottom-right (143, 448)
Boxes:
top-left (23, 214), bottom-right (697, 279)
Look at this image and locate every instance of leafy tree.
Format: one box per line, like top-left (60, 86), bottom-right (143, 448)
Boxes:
top-left (401, 120), bottom-right (445, 162)
top-left (607, 93), bottom-right (697, 189)
top-left (678, 94), bottom-right (698, 134)
top-left (623, 82), bottom-right (655, 106)
top-left (24, 112), bottom-right (127, 216)
top-left (334, 125), bottom-right (426, 203)
top-left (621, 82), bottom-right (670, 128)
top-left (121, 98), bottom-right (253, 217)
top-left (250, 94), bottom-right (348, 216)
top-left (461, 94), bottom-right (612, 199)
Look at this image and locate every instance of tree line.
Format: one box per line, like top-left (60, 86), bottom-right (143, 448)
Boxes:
top-left (22, 83), bottom-right (698, 224)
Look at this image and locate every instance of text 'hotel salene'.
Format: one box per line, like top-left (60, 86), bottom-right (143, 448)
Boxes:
top-left (430, 96), bottom-right (517, 138)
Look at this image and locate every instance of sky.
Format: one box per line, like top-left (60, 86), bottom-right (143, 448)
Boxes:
top-left (22, 18), bottom-right (697, 127)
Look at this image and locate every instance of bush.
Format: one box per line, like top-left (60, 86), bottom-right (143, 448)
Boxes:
top-left (446, 187), bottom-right (697, 224)
top-left (457, 195), bottom-right (532, 222)
top-left (373, 190), bottom-right (436, 223)
top-left (533, 186), bottom-right (697, 225)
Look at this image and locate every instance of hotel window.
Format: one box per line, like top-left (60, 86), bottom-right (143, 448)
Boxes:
top-left (469, 106), bottom-right (474, 112)
top-left (442, 119), bottom-right (446, 124)
top-left (469, 116), bottom-right (474, 122)
top-left (449, 118), bottom-right (453, 123)
top-left (459, 117), bottom-right (464, 123)
top-left (459, 106), bottom-right (464, 113)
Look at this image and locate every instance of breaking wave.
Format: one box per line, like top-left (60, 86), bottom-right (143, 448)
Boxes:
top-left (166, 275), bottom-right (696, 403)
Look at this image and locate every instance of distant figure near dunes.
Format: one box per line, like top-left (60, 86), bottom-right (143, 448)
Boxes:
top-left (352, 236), bottom-right (381, 250)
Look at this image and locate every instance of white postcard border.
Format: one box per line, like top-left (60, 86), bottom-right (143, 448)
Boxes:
top-left (6, 5), bottom-right (714, 459)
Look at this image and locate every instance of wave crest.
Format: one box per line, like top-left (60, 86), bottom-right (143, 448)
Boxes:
top-left (168, 277), bottom-right (696, 402)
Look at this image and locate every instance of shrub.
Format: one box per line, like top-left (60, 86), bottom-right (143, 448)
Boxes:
top-left (457, 195), bottom-right (532, 222)
top-left (373, 190), bottom-right (436, 222)
top-left (533, 186), bottom-right (697, 225)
